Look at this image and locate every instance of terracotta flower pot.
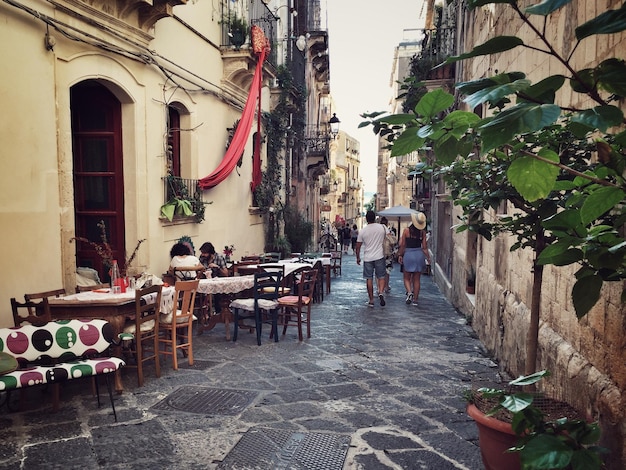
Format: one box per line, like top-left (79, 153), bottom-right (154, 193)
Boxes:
top-left (467, 403), bottom-right (520, 470)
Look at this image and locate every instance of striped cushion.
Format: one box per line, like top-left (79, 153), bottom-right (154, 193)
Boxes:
top-left (277, 295), bottom-right (311, 306)
top-left (230, 298), bottom-right (279, 311)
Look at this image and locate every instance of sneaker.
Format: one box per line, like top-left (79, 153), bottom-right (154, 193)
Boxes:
top-left (405, 293), bottom-right (413, 304)
top-left (379, 294), bottom-right (386, 307)
top-left (366, 300), bottom-right (374, 308)
top-left (412, 301), bottom-right (419, 306)
top-left (384, 287), bottom-right (391, 294)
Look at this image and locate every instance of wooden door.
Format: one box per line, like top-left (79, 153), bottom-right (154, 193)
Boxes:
top-left (70, 81), bottom-right (126, 281)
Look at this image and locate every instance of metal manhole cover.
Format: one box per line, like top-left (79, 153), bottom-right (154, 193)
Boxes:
top-left (151, 386), bottom-right (258, 416)
top-left (217, 427), bottom-right (350, 469)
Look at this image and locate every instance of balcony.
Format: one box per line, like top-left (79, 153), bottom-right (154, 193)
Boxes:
top-left (220, 0), bottom-right (278, 68)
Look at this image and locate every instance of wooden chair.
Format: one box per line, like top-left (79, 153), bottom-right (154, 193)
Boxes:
top-left (233, 263), bottom-right (262, 276)
top-left (24, 288), bottom-right (66, 302)
top-left (159, 280), bottom-right (198, 370)
top-left (261, 252), bottom-right (281, 263)
top-left (121, 285), bottom-right (163, 387)
top-left (311, 260), bottom-right (325, 303)
top-left (230, 270), bottom-right (283, 346)
top-left (240, 255), bottom-right (261, 263)
top-left (330, 250), bottom-right (342, 276)
top-left (11, 297), bottom-right (52, 327)
top-left (261, 264), bottom-right (290, 296)
top-left (76, 283), bottom-right (110, 293)
top-left (24, 288), bottom-right (66, 318)
top-left (277, 269), bottom-right (317, 341)
top-left (170, 266), bottom-right (205, 281)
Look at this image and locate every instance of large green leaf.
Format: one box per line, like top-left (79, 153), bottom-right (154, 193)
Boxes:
top-left (415, 89), bottom-right (455, 118)
top-left (525, 0), bottom-right (572, 16)
top-left (501, 392), bottom-right (534, 413)
top-left (480, 104), bottom-right (561, 152)
top-left (596, 58), bottom-right (626, 96)
top-left (576, 5), bottom-right (626, 40)
top-left (442, 110), bottom-right (481, 138)
top-left (378, 114), bottom-right (416, 125)
top-left (446, 36), bottom-right (524, 64)
top-left (571, 106), bottom-right (624, 132)
top-left (520, 434), bottom-right (573, 469)
top-left (580, 186), bottom-right (626, 225)
top-left (507, 149), bottom-right (560, 201)
top-left (464, 79), bottom-right (532, 109)
top-left (457, 72), bottom-right (526, 95)
top-left (537, 245), bottom-right (583, 266)
top-left (433, 135), bottom-right (465, 165)
top-left (573, 275), bottom-right (602, 318)
top-left (570, 448), bottom-right (603, 470)
top-left (390, 128), bottom-right (426, 157)
top-left (543, 209), bottom-right (582, 231)
top-left (519, 75), bottom-right (566, 104)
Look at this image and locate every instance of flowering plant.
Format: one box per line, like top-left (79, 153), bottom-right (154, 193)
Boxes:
top-left (70, 220), bottom-right (145, 277)
top-left (223, 244), bottom-right (235, 257)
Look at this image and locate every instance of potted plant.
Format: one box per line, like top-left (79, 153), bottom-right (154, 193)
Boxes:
top-left (228, 16), bottom-right (248, 49)
top-left (466, 370), bottom-right (606, 470)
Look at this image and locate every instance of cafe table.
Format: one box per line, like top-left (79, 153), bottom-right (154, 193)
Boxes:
top-left (48, 286), bottom-right (175, 392)
top-left (196, 275), bottom-right (256, 340)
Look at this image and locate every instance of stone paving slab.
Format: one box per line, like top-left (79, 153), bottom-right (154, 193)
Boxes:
top-left (0, 255), bottom-right (500, 469)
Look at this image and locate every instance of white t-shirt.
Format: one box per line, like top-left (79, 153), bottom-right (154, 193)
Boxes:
top-left (356, 222), bottom-right (386, 262)
top-left (170, 255), bottom-right (201, 279)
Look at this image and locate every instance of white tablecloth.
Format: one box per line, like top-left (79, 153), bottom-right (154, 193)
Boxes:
top-left (54, 286), bottom-right (176, 314)
top-left (198, 275), bottom-right (255, 295)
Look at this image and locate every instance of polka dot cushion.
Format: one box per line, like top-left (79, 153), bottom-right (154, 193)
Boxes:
top-left (0, 319), bottom-right (125, 391)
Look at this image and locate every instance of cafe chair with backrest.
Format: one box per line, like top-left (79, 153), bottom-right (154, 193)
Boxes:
top-left (159, 279), bottom-right (198, 370)
top-left (277, 269), bottom-right (317, 341)
top-left (230, 270), bottom-right (283, 346)
top-left (11, 297), bottom-right (52, 327)
top-left (170, 265), bottom-right (205, 281)
top-left (261, 264), bottom-right (291, 297)
top-left (24, 289), bottom-right (65, 318)
top-left (330, 250), bottom-right (342, 276)
top-left (121, 285), bottom-right (163, 387)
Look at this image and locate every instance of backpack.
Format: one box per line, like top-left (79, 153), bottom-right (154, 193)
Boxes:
top-left (383, 227), bottom-right (397, 257)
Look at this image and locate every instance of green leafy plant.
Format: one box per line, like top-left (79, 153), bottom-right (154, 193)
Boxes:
top-left (360, 0), bottom-right (626, 374)
top-left (469, 370), bottom-right (606, 470)
top-left (160, 176), bottom-right (210, 223)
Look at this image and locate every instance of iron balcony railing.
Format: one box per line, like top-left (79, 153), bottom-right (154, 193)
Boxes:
top-left (220, 0), bottom-right (279, 68)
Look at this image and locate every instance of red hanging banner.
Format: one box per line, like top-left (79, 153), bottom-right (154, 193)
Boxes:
top-left (198, 25), bottom-right (270, 190)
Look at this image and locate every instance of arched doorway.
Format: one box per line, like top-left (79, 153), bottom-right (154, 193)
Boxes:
top-left (70, 80), bottom-right (126, 282)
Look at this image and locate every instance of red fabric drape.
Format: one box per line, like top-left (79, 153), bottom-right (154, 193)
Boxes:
top-left (198, 26), bottom-right (269, 190)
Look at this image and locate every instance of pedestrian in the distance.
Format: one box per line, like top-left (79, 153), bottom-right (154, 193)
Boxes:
top-left (397, 212), bottom-right (430, 306)
top-left (342, 225), bottom-right (351, 254)
top-left (355, 210), bottom-right (387, 308)
top-left (350, 224), bottom-right (359, 255)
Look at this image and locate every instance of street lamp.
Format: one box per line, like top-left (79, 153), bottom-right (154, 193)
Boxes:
top-left (329, 113), bottom-right (340, 138)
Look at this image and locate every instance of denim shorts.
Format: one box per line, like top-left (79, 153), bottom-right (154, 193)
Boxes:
top-left (363, 257), bottom-right (386, 279)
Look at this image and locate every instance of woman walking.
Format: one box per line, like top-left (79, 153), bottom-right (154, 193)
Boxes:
top-left (397, 212), bottom-right (430, 306)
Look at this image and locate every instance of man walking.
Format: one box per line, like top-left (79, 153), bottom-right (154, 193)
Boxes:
top-left (355, 210), bottom-right (387, 307)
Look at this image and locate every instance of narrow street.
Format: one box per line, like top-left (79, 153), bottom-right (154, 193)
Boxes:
top-left (0, 255), bottom-right (502, 469)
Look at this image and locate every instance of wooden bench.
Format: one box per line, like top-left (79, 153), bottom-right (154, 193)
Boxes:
top-left (0, 319), bottom-right (125, 420)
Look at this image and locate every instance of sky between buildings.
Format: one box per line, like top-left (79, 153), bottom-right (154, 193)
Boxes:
top-left (326, 0), bottom-right (427, 195)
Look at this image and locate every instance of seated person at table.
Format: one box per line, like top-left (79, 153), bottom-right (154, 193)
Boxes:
top-left (199, 242), bottom-right (229, 314)
top-left (199, 242), bottom-right (229, 278)
top-left (169, 242), bottom-right (203, 280)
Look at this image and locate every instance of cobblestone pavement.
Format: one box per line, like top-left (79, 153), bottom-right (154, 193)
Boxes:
top-left (0, 255), bottom-right (503, 469)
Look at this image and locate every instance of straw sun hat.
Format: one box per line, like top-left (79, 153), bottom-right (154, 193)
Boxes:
top-left (411, 212), bottom-right (427, 230)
